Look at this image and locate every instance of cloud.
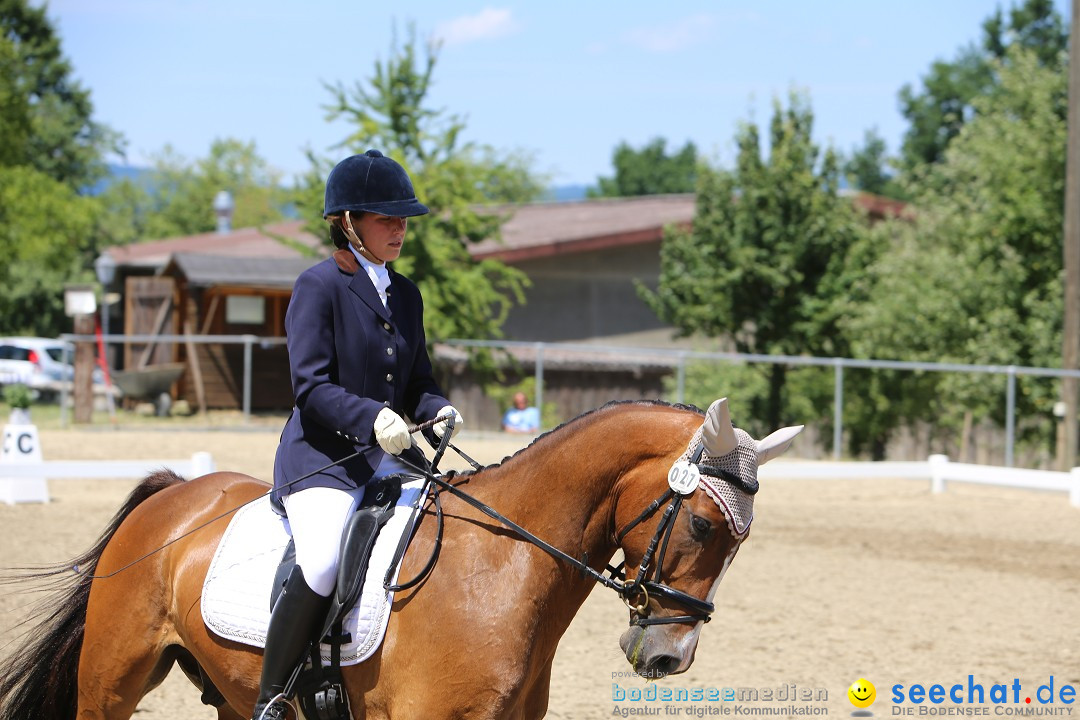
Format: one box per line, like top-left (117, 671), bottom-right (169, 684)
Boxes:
top-left (435, 8), bottom-right (520, 47)
top-left (622, 13), bottom-right (717, 53)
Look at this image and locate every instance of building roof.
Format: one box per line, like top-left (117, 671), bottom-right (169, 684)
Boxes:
top-left (104, 195), bottom-right (700, 272)
top-left (841, 189), bottom-right (910, 220)
top-left (471, 194), bottom-right (696, 262)
top-left (162, 253), bottom-right (322, 289)
top-left (104, 191), bottom-right (907, 274)
top-left (106, 220), bottom-right (325, 268)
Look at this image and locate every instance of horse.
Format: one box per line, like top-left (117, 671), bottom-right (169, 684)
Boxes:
top-left (0, 398), bottom-right (802, 720)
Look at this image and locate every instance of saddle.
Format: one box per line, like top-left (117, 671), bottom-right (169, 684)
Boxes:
top-left (268, 465), bottom-right (418, 720)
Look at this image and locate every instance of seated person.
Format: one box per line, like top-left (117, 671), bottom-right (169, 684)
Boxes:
top-left (502, 392), bottom-right (540, 434)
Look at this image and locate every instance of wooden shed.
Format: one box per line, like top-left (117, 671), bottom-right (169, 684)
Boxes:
top-left (140, 253), bottom-right (320, 410)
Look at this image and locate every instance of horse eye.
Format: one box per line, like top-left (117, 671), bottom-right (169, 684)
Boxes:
top-left (690, 516), bottom-right (712, 539)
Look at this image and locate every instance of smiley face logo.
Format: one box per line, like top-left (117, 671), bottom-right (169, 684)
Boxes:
top-left (848, 678), bottom-right (876, 709)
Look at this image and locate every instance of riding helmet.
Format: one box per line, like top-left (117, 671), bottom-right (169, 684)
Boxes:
top-left (323, 150), bottom-right (429, 218)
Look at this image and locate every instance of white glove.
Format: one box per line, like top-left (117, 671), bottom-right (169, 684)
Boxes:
top-left (432, 405), bottom-right (464, 439)
top-left (373, 407), bottom-right (412, 455)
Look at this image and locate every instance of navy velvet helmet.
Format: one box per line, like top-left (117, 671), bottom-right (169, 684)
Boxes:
top-left (323, 150), bottom-right (429, 218)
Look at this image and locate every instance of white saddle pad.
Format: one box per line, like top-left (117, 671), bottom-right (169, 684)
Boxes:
top-left (201, 478), bottom-right (426, 666)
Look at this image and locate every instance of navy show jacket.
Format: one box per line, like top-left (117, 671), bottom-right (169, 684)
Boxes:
top-left (272, 249), bottom-right (447, 504)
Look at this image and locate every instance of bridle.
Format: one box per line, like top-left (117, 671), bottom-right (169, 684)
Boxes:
top-left (394, 431), bottom-right (751, 629)
top-left (609, 443), bottom-right (743, 627)
top-left (610, 484), bottom-right (716, 626)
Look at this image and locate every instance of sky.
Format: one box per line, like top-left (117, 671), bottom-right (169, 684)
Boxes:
top-left (45, 0), bottom-right (1072, 188)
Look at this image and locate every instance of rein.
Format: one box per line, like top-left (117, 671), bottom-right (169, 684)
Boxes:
top-left (393, 431), bottom-right (721, 627)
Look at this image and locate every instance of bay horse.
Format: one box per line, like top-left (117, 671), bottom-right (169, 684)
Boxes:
top-left (0, 398), bottom-right (802, 720)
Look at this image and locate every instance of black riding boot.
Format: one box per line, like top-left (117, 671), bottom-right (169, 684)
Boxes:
top-left (251, 566), bottom-right (330, 720)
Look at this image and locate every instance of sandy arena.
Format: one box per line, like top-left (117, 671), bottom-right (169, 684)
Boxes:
top-left (1, 426), bottom-right (1078, 718)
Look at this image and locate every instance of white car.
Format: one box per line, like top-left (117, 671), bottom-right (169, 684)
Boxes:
top-left (0, 337), bottom-right (104, 394)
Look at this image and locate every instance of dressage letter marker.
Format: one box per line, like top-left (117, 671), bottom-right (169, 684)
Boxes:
top-left (0, 418), bottom-right (48, 504)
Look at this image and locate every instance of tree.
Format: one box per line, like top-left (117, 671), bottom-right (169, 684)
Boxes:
top-left (0, 38), bottom-right (30, 168)
top-left (97, 139), bottom-right (289, 243)
top-left (589, 138), bottom-right (698, 198)
top-left (641, 93), bottom-right (863, 432)
top-left (0, 0), bottom-right (117, 187)
top-left (843, 128), bottom-right (902, 198)
top-left (0, 0), bottom-right (114, 335)
top-left (309, 27), bottom-right (544, 348)
top-left (0, 166), bottom-right (98, 335)
top-left (843, 48), bottom-right (1067, 456)
top-left (898, 0), bottom-right (1067, 170)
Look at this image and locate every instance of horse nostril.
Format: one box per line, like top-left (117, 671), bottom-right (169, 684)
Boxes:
top-left (644, 654), bottom-right (681, 679)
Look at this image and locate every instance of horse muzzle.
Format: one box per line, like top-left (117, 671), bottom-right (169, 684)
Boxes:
top-left (619, 624), bottom-right (692, 679)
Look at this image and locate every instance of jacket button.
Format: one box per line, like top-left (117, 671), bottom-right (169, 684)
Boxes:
top-left (383, 400), bottom-right (391, 407)
top-left (386, 373), bottom-right (393, 382)
top-left (386, 347), bottom-right (393, 356)
top-left (383, 322), bottom-right (392, 331)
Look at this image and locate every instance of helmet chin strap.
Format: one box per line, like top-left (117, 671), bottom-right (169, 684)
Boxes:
top-left (343, 210), bottom-right (383, 265)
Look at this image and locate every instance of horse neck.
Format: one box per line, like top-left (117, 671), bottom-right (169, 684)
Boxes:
top-left (471, 405), bottom-right (686, 616)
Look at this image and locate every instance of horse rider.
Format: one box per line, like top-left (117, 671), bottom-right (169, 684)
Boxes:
top-left (253, 150), bottom-right (464, 720)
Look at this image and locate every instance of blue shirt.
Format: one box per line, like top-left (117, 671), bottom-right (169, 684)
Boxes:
top-left (502, 406), bottom-right (540, 433)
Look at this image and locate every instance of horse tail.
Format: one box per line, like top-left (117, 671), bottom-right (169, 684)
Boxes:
top-left (0, 469), bottom-right (186, 720)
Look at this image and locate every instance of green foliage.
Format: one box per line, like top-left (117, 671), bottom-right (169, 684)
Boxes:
top-left (0, 0), bottom-right (117, 186)
top-left (897, 0), bottom-right (1066, 170)
top-left (641, 92), bottom-right (863, 430)
top-left (0, 0), bottom-right (119, 336)
top-left (2, 383), bottom-right (32, 410)
top-left (843, 128), bottom-right (903, 199)
top-left (304, 26), bottom-right (544, 364)
top-left (95, 139), bottom-right (289, 243)
top-left (843, 47), bottom-right (1066, 455)
top-left (983, 0), bottom-right (1068, 67)
top-left (0, 165), bottom-right (98, 335)
top-left (0, 38), bottom-right (30, 168)
top-left (664, 360), bottom-right (831, 442)
top-left (589, 138), bottom-right (698, 198)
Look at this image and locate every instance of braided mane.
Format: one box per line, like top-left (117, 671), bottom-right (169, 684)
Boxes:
top-left (443, 399), bottom-right (704, 480)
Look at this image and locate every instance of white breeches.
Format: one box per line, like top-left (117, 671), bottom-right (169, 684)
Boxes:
top-left (282, 486), bottom-right (363, 597)
top-left (281, 453), bottom-right (408, 597)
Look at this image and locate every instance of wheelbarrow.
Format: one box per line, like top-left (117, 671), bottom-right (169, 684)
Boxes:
top-left (111, 362), bottom-right (186, 416)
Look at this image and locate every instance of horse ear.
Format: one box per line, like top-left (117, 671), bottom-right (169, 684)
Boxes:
top-left (702, 398), bottom-right (739, 456)
top-left (756, 425), bottom-right (805, 465)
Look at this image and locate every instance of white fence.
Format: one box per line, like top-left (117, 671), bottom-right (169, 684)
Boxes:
top-left (0, 452), bottom-right (215, 505)
top-left (758, 454), bottom-right (1080, 507)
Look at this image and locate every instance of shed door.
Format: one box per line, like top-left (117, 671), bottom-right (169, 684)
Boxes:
top-left (124, 276), bottom-right (177, 368)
